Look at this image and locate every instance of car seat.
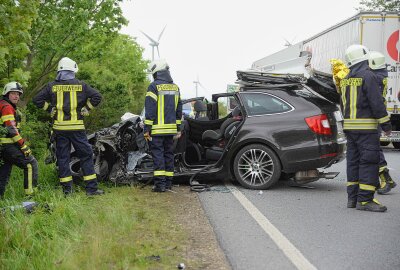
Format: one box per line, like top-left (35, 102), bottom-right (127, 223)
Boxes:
top-left (201, 106), bottom-right (242, 161)
top-left (202, 106), bottom-right (241, 142)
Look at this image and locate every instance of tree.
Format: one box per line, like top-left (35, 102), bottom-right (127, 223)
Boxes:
top-left (358, 0), bottom-right (400, 11)
top-left (0, 0), bottom-right (39, 86)
top-left (24, 0), bottom-right (128, 103)
top-left (74, 34), bottom-right (148, 131)
top-left (1, 0), bottom-right (128, 104)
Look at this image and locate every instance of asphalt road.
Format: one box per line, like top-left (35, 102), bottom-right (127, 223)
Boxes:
top-left (198, 146), bottom-right (400, 270)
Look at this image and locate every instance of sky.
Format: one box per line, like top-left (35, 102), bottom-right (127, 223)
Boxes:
top-left (120, 0), bottom-right (361, 99)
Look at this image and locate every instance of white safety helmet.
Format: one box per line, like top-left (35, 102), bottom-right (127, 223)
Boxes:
top-left (148, 58), bottom-right (169, 75)
top-left (369, 51), bottom-right (386, 70)
top-left (3, 81), bottom-right (23, 96)
top-left (345, 44), bottom-right (370, 67)
top-left (57, 57), bottom-right (79, 73)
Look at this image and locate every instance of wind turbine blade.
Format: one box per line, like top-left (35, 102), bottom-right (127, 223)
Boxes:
top-left (158, 25), bottom-right (167, 41)
top-left (140, 30), bottom-right (157, 44)
top-left (198, 82), bottom-right (209, 92)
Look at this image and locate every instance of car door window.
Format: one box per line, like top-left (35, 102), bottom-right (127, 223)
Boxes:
top-left (241, 93), bottom-right (292, 116)
top-left (217, 97), bottom-right (231, 119)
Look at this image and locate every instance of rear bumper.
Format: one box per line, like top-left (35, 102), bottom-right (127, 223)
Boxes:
top-left (380, 131), bottom-right (400, 142)
top-left (281, 141), bottom-right (346, 173)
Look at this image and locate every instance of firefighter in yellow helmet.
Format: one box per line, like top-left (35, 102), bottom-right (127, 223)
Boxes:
top-left (33, 57), bottom-right (103, 196)
top-left (368, 51), bottom-right (397, 194)
top-left (342, 45), bottom-right (392, 212)
top-left (144, 59), bottom-right (182, 192)
top-left (0, 82), bottom-right (38, 198)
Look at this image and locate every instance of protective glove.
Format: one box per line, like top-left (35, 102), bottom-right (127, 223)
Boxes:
top-left (21, 144), bottom-right (32, 157)
top-left (50, 107), bottom-right (57, 118)
top-left (81, 106), bottom-right (90, 116)
top-left (144, 132), bottom-right (152, 142)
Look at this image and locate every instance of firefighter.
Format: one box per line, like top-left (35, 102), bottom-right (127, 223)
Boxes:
top-left (33, 57), bottom-right (104, 196)
top-left (342, 45), bottom-right (392, 212)
top-left (368, 51), bottom-right (397, 194)
top-left (144, 59), bottom-right (182, 192)
top-left (0, 82), bottom-right (38, 198)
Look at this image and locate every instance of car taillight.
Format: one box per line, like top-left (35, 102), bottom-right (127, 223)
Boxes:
top-left (305, 114), bottom-right (332, 135)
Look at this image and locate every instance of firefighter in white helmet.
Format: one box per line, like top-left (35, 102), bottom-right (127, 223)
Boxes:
top-left (342, 45), bottom-right (392, 212)
top-left (144, 59), bottom-right (182, 192)
top-left (33, 57), bottom-right (104, 196)
top-left (0, 82), bottom-right (38, 198)
top-left (368, 51), bottom-right (397, 194)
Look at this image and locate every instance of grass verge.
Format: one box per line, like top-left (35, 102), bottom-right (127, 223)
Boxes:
top-left (0, 160), bottom-right (202, 270)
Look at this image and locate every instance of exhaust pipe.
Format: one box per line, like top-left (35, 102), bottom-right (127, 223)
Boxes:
top-left (294, 169), bottom-right (339, 184)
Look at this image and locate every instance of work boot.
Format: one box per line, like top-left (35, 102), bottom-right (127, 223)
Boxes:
top-left (86, 189), bottom-right (105, 196)
top-left (165, 179), bottom-right (173, 190)
top-left (62, 183), bottom-right (73, 196)
top-left (152, 186), bottom-right (166, 192)
top-left (378, 169), bottom-right (394, 194)
top-left (377, 181), bottom-right (392, 195)
top-left (85, 180), bottom-right (104, 196)
top-left (347, 198), bottom-right (357, 208)
top-left (356, 199), bottom-right (387, 212)
top-left (389, 181), bottom-right (397, 189)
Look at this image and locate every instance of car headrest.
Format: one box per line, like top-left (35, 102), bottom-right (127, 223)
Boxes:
top-left (232, 106), bottom-right (241, 117)
top-left (194, 100), bottom-right (207, 112)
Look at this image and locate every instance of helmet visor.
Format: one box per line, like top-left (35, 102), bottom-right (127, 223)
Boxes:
top-left (15, 82), bottom-right (23, 91)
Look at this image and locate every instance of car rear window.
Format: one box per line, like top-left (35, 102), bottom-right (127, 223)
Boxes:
top-left (241, 92), bottom-right (292, 116)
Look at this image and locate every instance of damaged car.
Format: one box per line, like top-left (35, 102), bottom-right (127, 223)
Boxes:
top-left (67, 70), bottom-right (346, 190)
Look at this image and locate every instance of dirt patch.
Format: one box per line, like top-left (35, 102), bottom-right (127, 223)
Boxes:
top-left (169, 186), bottom-right (231, 270)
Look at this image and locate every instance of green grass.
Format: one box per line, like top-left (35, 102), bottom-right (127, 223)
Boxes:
top-left (0, 160), bottom-right (193, 270)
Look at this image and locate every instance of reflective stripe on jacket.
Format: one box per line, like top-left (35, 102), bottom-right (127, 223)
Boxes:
top-left (339, 61), bottom-right (391, 132)
top-left (373, 68), bottom-right (388, 106)
top-left (0, 97), bottom-right (24, 146)
top-left (33, 79), bottom-right (102, 131)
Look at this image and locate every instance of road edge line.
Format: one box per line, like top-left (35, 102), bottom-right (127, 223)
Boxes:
top-left (226, 184), bottom-right (317, 270)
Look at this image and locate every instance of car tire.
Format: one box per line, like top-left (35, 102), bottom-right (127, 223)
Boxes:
top-left (233, 144), bottom-right (281, 190)
top-left (380, 141), bottom-right (390, 147)
top-left (393, 142), bottom-right (400, 149)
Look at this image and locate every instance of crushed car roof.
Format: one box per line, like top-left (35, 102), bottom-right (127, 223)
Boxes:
top-left (235, 70), bottom-right (340, 104)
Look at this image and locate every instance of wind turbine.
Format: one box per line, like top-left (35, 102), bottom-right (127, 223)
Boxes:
top-left (140, 25), bottom-right (167, 60)
top-left (283, 36), bottom-right (296, 47)
top-left (193, 75), bottom-right (208, 97)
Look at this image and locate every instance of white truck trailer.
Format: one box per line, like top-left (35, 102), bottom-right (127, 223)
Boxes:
top-left (251, 11), bottom-right (400, 148)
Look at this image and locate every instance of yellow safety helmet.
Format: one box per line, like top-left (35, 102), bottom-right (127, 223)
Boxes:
top-left (57, 57), bottom-right (79, 73)
top-left (3, 82), bottom-right (23, 96)
top-left (148, 59), bottom-right (169, 74)
top-left (369, 51), bottom-right (386, 70)
top-left (345, 44), bottom-right (370, 67)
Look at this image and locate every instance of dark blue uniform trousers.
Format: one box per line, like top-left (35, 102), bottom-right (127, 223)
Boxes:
top-left (55, 130), bottom-right (98, 192)
top-left (346, 131), bottom-right (380, 202)
top-left (0, 144), bottom-right (38, 197)
top-left (150, 135), bottom-right (174, 189)
top-left (377, 126), bottom-right (387, 170)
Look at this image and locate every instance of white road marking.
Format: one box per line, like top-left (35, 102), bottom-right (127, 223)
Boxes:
top-left (225, 184), bottom-right (317, 270)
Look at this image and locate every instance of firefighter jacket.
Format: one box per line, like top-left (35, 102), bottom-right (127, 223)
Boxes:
top-left (372, 68), bottom-right (388, 106)
top-left (33, 79), bottom-right (102, 131)
top-left (144, 70), bottom-right (183, 136)
top-left (0, 96), bottom-right (25, 147)
top-left (339, 61), bottom-right (391, 132)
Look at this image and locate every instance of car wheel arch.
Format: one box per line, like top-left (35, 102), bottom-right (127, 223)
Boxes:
top-left (228, 139), bottom-right (283, 183)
